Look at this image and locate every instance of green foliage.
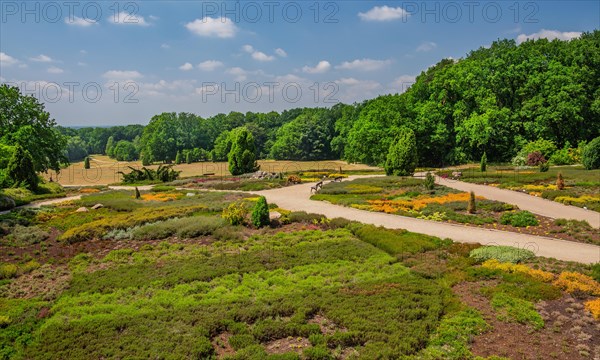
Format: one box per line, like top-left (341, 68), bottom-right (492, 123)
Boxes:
top-left (6, 145), bottom-right (38, 191)
top-left (119, 165), bottom-right (180, 184)
top-left (424, 172), bottom-right (435, 190)
top-left (303, 346), bottom-right (333, 360)
top-left (385, 127), bottom-right (418, 176)
top-left (1, 225), bottom-right (49, 246)
top-left (84, 156), bottom-right (90, 169)
top-left (65, 136), bottom-right (88, 162)
top-left (175, 150), bottom-right (182, 164)
top-left (0, 263), bottom-right (18, 279)
top-left (129, 216), bottom-right (225, 240)
top-left (105, 136), bottom-right (115, 157)
top-left (582, 136), bottom-right (600, 170)
top-left (222, 201), bottom-right (248, 225)
top-left (251, 196), bottom-right (270, 228)
top-left (499, 211), bottom-right (539, 227)
top-left (0, 84), bottom-right (67, 172)
top-left (469, 246), bottom-right (535, 264)
top-left (269, 110), bottom-right (334, 160)
top-left (348, 224), bottom-right (444, 256)
top-left (228, 127), bottom-right (259, 176)
top-left (112, 140), bottom-right (138, 161)
top-left (519, 139), bottom-right (557, 161)
top-left (591, 263), bottom-right (600, 283)
top-left (539, 162), bottom-right (549, 172)
top-left (480, 152), bottom-right (487, 172)
top-left (135, 187), bottom-right (140, 199)
top-left (185, 151), bottom-right (192, 164)
top-left (490, 293), bottom-right (544, 330)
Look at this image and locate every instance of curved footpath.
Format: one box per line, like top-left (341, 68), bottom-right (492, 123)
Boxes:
top-left (254, 177), bottom-right (600, 264)
top-left (419, 173), bottom-right (600, 229)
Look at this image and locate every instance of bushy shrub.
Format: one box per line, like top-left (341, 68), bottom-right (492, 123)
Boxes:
top-left (500, 211), bottom-right (538, 227)
top-left (228, 334), bottom-right (257, 351)
top-left (222, 202), bottom-right (248, 226)
top-left (549, 147), bottom-right (574, 165)
top-left (5, 225), bottom-right (49, 245)
top-left (556, 172), bottom-right (565, 190)
top-left (539, 162), bottom-right (549, 172)
top-left (553, 271), bottom-right (600, 296)
top-left (526, 151), bottom-right (546, 166)
top-left (120, 165), bottom-right (180, 183)
top-left (132, 216), bottom-right (225, 240)
top-left (582, 136), bottom-right (600, 170)
top-left (491, 292), bottom-right (544, 330)
top-left (424, 172), bottom-right (435, 190)
top-left (0, 263), bottom-right (18, 279)
top-left (287, 175), bottom-right (301, 184)
top-left (591, 263), bottom-right (600, 283)
top-left (349, 224), bottom-right (443, 255)
top-left (303, 346), bottom-right (333, 360)
top-left (251, 196), bottom-right (270, 228)
top-left (469, 246), bottom-right (535, 264)
top-left (480, 152), bottom-right (487, 172)
top-left (467, 191), bottom-right (476, 214)
top-left (519, 139), bottom-right (557, 160)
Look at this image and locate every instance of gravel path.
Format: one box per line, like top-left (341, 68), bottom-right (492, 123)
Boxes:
top-left (255, 176), bottom-right (600, 264)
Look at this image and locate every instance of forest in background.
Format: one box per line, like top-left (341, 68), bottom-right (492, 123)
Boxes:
top-left (59, 31), bottom-right (599, 167)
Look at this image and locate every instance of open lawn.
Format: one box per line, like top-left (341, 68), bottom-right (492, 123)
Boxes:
top-left (41, 156), bottom-right (382, 187)
top-left (0, 187), bottom-right (599, 359)
top-left (440, 166), bottom-right (600, 212)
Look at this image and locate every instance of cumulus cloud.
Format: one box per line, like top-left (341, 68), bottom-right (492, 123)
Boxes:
top-left (0, 52), bottom-right (19, 67)
top-left (198, 60), bottom-right (224, 71)
top-left (335, 78), bottom-right (381, 102)
top-left (242, 45), bottom-right (275, 62)
top-left (30, 54), bottom-right (53, 62)
top-left (47, 66), bottom-right (64, 74)
top-left (358, 6), bottom-right (408, 21)
top-left (65, 16), bottom-right (97, 27)
top-left (179, 62), bottom-right (194, 71)
top-left (516, 29), bottom-right (582, 44)
top-left (185, 17), bottom-right (238, 38)
top-left (275, 48), bottom-right (287, 57)
top-left (302, 61), bottom-right (331, 74)
top-left (416, 42), bottom-right (437, 52)
top-left (336, 58), bottom-right (391, 71)
top-left (109, 12), bottom-right (150, 26)
top-left (102, 70), bottom-right (143, 80)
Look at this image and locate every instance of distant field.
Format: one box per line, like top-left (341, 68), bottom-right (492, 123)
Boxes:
top-left (43, 156), bottom-right (382, 186)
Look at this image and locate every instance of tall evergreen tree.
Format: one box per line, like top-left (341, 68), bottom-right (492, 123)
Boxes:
top-left (228, 127), bottom-right (259, 176)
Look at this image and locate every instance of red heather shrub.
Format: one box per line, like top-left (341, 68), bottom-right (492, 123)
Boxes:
top-left (526, 151), bottom-right (546, 166)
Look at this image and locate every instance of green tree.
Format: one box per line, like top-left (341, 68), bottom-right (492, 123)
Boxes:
top-left (210, 131), bottom-right (232, 162)
top-left (0, 84), bottom-right (67, 172)
top-left (384, 128), bottom-right (418, 176)
top-left (185, 151), bottom-right (192, 164)
top-left (112, 141), bottom-right (138, 161)
top-left (65, 136), bottom-right (88, 162)
top-left (582, 136), bottom-right (600, 170)
top-left (175, 150), bottom-right (182, 164)
top-left (251, 196), bottom-right (270, 228)
top-left (105, 136), bottom-right (115, 157)
top-left (480, 152), bottom-right (487, 172)
top-left (84, 156), bottom-right (91, 169)
top-left (7, 145), bottom-right (38, 190)
top-left (228, 127), bottom-right (259, 176)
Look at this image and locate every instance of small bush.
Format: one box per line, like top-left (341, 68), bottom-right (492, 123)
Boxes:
top-left (0, 263), bottom-right (18, 279)
top-left (526, 151), bottom-right (546, 166)
top-left (539, 162), bottom-right (549, 172)
top-left (251, 196), bottom-right (270, 228)
top-left (480, 152), bottom-right (487, 172)
top-left (469, 246), bottom-right (535, 264)
top-left (500, 211), bottom-right (538, 227)
top-left (556, 172), bottom-right (565, 190)
top-left (222, 202), bottom-right (248, 226)
top-left (228, 334), bottom-right (257, 351)
top-left (591, 263), bottom-right (600, 283)
top-left (287, 175), bottom-right (301, 184)
top-left (5, 225), bottom-right (49, 245)
top-left (467, 191), bottom-right (476, 214)
top-left (582, 136), bottom-right (600, 170)
top-left (303, 346), bottom-right (333, 360)
top-left (424, 172), bottom-right (435, 190)
top-left (553, 272), bottom-right (600, 296)
top-left (491, 292), bottom-right (544, 330)
top-left (151, 185), bottom-right (176, 192)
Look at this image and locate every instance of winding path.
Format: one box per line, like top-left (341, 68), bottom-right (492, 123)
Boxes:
top-left (254, 176), bottom-right (600, 265)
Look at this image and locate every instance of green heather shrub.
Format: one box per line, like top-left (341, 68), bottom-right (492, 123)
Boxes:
top-left (500, 211), bottom-right (538, 227)
top-left (0, 263), bottom-right (18, 279)
top-left (150, 185), bottom-right (176, 192)
top-left (228, 334), bottom-right (257, 351)
top-left (132, 216), bottom-right (225, 240)
top-left (491, 292), bottom-right (544, 330)
top-left (591, 263), bottom-right (600, 283)
top-left (582, 136), bottom-right (600, 169)
top-left (424, 172), bottom-right (435, 190)
top-left (4, 225), bottom-right (49, 246)
top-left (348, 224), bottom-right (444, 256)
top-left (251, 196), bottom-right (270, 228)
top-left (303, 346), bottom-right (333, 360)
top-left (469, 246), bottom-right (535, 264)
top-left (539, 162), bottom-right (549, 172)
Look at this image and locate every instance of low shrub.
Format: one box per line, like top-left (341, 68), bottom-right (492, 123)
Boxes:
top-left (491, 292), bottom-right (544, 330)
top-left (132, 216), bottom-right (225, 240)
top-left (222, 201), bottom-right (248, 226)
top-left (584, 298), bottom-right (600, 319)
top-left (499, 211), bottom-right (538, 227)
top-left (0, 263), bottom-right (18, 279)
top-left (591, 263), bottom-right (600, 283)
top-left (526, 151), bottom-right (546, 166)
top-left (469, 246), bottom-right (535, 264)
top-left (482, 260), bottom-right (554, 283)
top-left (553, 271), bottom-right (600, 296)
top-left (349, 224), bottom-right (444, 256)
top-left (150, 185), bottom-right (176, 192)
top-left (303, 346), bottom-right (333, 360)
top-left (228, 334), bottom-right (257, 351)
top-left (4, 225), bottom-right (49, 246)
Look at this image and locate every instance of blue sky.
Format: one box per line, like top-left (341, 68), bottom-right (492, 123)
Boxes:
top-left (1, 1), bottom-right (598, 126)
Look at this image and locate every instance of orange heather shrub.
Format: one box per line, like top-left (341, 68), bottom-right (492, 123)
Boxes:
top-left (553, 272), bottom-right (600, 296)
top-left (140, 193), bottom-right (180, 202)
top-left (367, 192), bottom-right (485, 213)
top-left (585, 298), bottom-right (600, 320)
top-left (79, 188), bottom-right (101, 194)
top-left (482, 259), bottom-right (555, 282)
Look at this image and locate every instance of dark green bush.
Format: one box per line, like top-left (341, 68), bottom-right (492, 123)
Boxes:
top-left (303, 346), bottom-right (333, 360)
top-left (348, 224), bottom-right (443, 255)
top-left (424, 172), bottom-right (435, 190)
top-left (251, 196), bottom-right (270, 228)
top-left (591, 263), bottom-right (600, 283)
top-left (228, 334), bottom-right (257, 351)
top-left (500, 211), bottom-right (539, 227)
top-left (582, 136), bottom-right (600, 170)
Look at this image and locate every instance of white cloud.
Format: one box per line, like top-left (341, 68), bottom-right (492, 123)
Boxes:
top-left (198, 60), bottom-right (224, 71)
top-left (242, 45), bottom-right (275, 62)
top-left (335, 78), bottom-right (381, 102)
top-left (102, 70), bottom-right (143, 80)
top-left (47, 66), bottom-right (64, 74)
top-left (358, 6), bottom-right (408, 21)
top-left (140, 79), bottom-right (196, 97)
top-left (161, 43), bottom-right (170, 49)
top-left (65, 16), bottom-right (97, 27)
top-left (275, 48), bottom-right (287, 57)
top-left (516, 29), bottom-right (582, 44)
top-left (302, 60), bottom-right (331, 74)
top-left (336, 58), bottom-right (391, 71)
top-left (77, 62), bottom-right (87, 67)
top-left (391, 75), bottom-right (416, 93)
top-left (252, 51), bottom-right (274, 62)
top-left (227, 67), bottom-right (248, 81)
top-left (30, 54), bottom-right (53, 62)
top-left (109, 12), bottom-right (149, 26)
top-left (179, 62), bottom-right (194, 71)
top-left (185, 17), bottom-right (238, 38)
top-left (416, 42), bottom-right (437, 52)
top-left (0, 52), bottom-right (19, 67)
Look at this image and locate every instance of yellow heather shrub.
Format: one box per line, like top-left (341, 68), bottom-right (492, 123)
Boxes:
top-left (585, 298), bottom-right (600, 320)
top-left (554, 272), bottom-right (600, 296)
top-left (367, 192), bottom-right (484, 213)
top-left (482, 259), bottom-right (554, 282)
